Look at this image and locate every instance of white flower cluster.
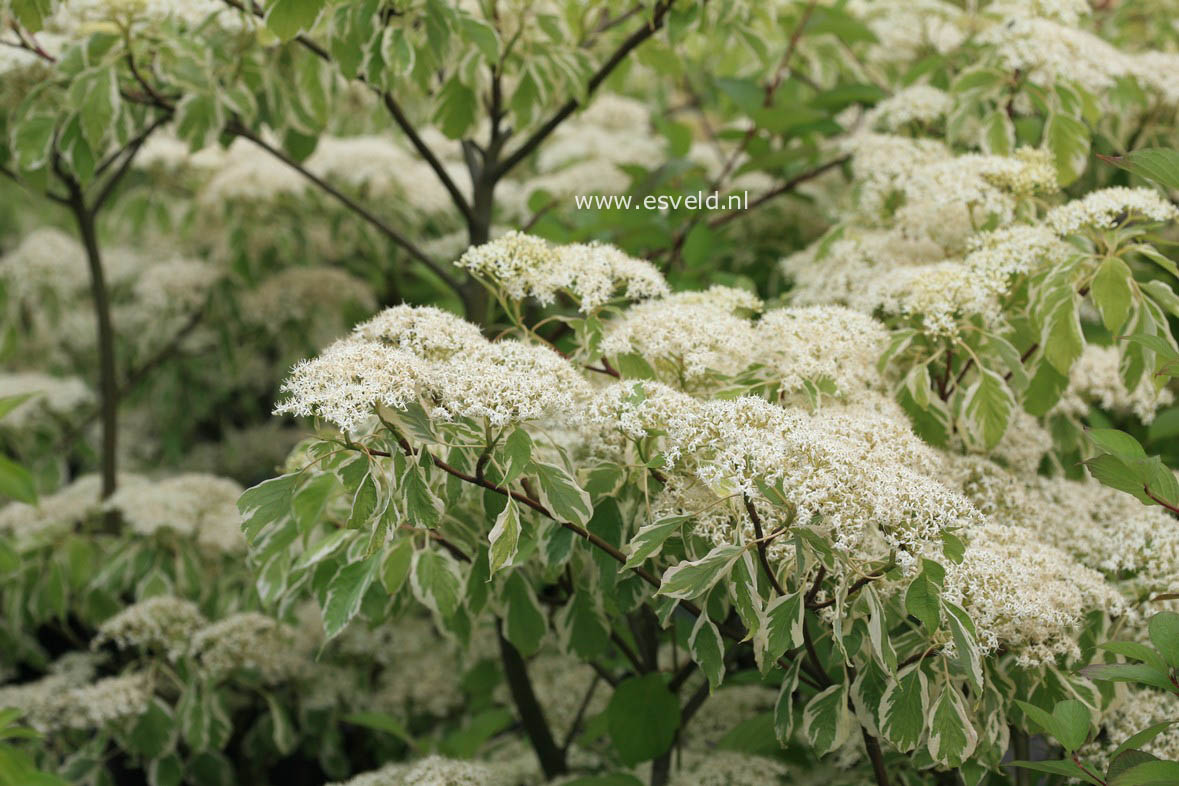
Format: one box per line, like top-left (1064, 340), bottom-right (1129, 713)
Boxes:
top-left (93, 595), bottom-right (207, 659)
top-left (0, 228), bottom-right (138, 305)
top-left (867, 85), bottom-right (952, 131)
top-left (1046, 187), bottom-right (1179, 236)
top-left (0, 372), bottom-right (94, 430)
top-left (1091, 687), bottom-right (1179, 767)
top-left (943, 520), bottom-right (1124, 665)
top-left (0, 659), bottom-right (153, 733)
top-left (665, 751), bottom-right (791, 786)
top-left (844, 0), bottom-right (967, 65)
top-left (590, 381), bottom-right (978, 558)
top-left (456, 231), bottom-right (669, 312)
top-left (276, 305), bottom-right (591, 432)
top-left (191, 612), bottom-right (310, 683)
top-left (328, 756), bottom-right (518, 786)
top-left (343, 616), bottom-right (467, 719)
top-left (754, 306), bottom-right (891, 399)
top-left (0, 473), bottom-right (119, 546)
top-left (242, 266), bottom-right (377, 348)
top-left (104, 473), bottom-right (246, 552)
top-left (599, 287), bottom-right (761, 387)
top-left (866, 224), bottom-right (1070, 336)
top-left (1052, 345), bottom-right (1175, 424)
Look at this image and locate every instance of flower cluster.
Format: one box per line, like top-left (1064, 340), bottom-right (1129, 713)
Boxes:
top-left (104, 473), bottom-right (246, 552)
top-left (456, 231), bottom-right (668, 312)
top-left (276, 304), bottom-right (590, 432)
top-left (93, 595), bottom-right (208, 659)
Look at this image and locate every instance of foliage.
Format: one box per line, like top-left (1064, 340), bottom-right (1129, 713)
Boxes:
top-left (2, 1), bottom-right (1179, 786)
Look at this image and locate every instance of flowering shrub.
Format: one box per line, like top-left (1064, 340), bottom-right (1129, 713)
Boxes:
top-left (3, 1), bottom-right (1179, 785)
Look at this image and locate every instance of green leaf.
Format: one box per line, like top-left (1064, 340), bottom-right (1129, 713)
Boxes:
top-left (174, 93), bottom-right (222, 152)
top-left (1101, 148), bottom-right (1179, 191)
top-left (905, 565), bottom-right (941, 631)
top-left (264, 694), bottom-right (297, 755)
top-left (501, 428), bottom-right (532, 484)
top-left (1088, 428), bottom-right (1147, 460)
top-left (1084, 454), bottom-right (1152, 503)
top-left (1112, 721), bottom-right (1179, 759)
top-left (148, 755), bottom-right (183, 786)
top-left (943, 602), bottom-right (983, 691)
top-left (0, 454), bottom-right (37, 503)
top-left (964, 367), bottom-right (1015, 450)
top-left (12, 112), bottom-right (55, 171)
top-left (606, 675), bottom-right (680, 765)
top-left (981, 110), bottom-right (1014, 155)
top-left (687, 614), bottom-right (725, 690)
top-left (880, 665), bottom-right (929, 752)
top-left (1045, 112), bottom-right (1090, 186)
top-left (802, 682), bottom-right (854, 756)
top-left (459, 16), bottom-right (500, 61)
top-left (755, 591), bottom-right (804, 675)
top-left (292, 472), bottom-right (336, 532)
top-left (927, 685), bottom-right (978, 768)
top-left (1148, 612), bottom-right (1179, 668)
top-left (321, 556), bottom-right (379, 639)
top-left (347, 471), bottom-right (381, 529)
top-left (1042, 293), bottom-right (1085, 376)
top-left (555, 586), bottom-right (608, 659)
top-left (622, 515), bottom-right (687, 568)
top-left (1012, 759), bottom-right (1097, 784)
top-left (434, 77), bottom-right (477, 140)
top-left (410, 548), bottom-right (463, 618)
top-left (531, 460), bottom-right (593, 527)
top-left (68, 66), bottom-right (118, 151)
top-left (951, 67), bottom-right (1006, 93)
top-left (128, 699), bottom-right (175, 758)
top-left (403, 455), bottom-right (443, 528)
top-left (1092, 257), bottom-right (1135, 334)
top-left (1080, 662), bottom-right (1174, 691)
top-left (342, 712), bottom-right (418, 749)
top-left (1110, 760), bottom-right (1179, 786)
top-left (863, 587), bottom-right (897, 673)
top-left (292, 528), bottom-right (355, 571)
top-left (656, 544), bottom-right (744, 600)
top-left (501, 571), bottom-right (546, 656)
top-left (1142, 280), bottom-right (1179, 321)
top-left (1016, 700), bottom-right (1070, 748)
top-left (1052, 699), bottom-right (1092, 752)
top-left (488, 498), bottom-right (521, 574)
top-left (266, 0), bottom-right (325, 41)
top-left (380, 539), bottom-right (413, 595)
top-left (238, 473), bottom-right (297, 542)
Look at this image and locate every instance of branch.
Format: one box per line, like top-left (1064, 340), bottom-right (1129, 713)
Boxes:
top-left (226, 122), bottom-right (463, 294)
top-left (492, 0), bottom-right (676, 180)
top-left (1145, 486), bottom-right (1179, 516)
top-left (707, 155), bottom-right (850, 230)
top-left (366, 436), bottom-right (822, 689)
top-left (497, 625), bottom-right (568, 778)
top-left (560, 674), bottom-right (601, 752)
top-left (92, 113), bottom-right (170, 211)
top-left (862, 726), bottom-right (892, 786)
top-left (217, 0), bottom-right (473, 224)
top-left (649, 155), bottom-right (850, 262)
top-left (743, 495), bottom-right (788, 596)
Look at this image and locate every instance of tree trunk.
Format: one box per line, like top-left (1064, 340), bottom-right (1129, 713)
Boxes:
top-left (70, 195), bottom-right (119, 499)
